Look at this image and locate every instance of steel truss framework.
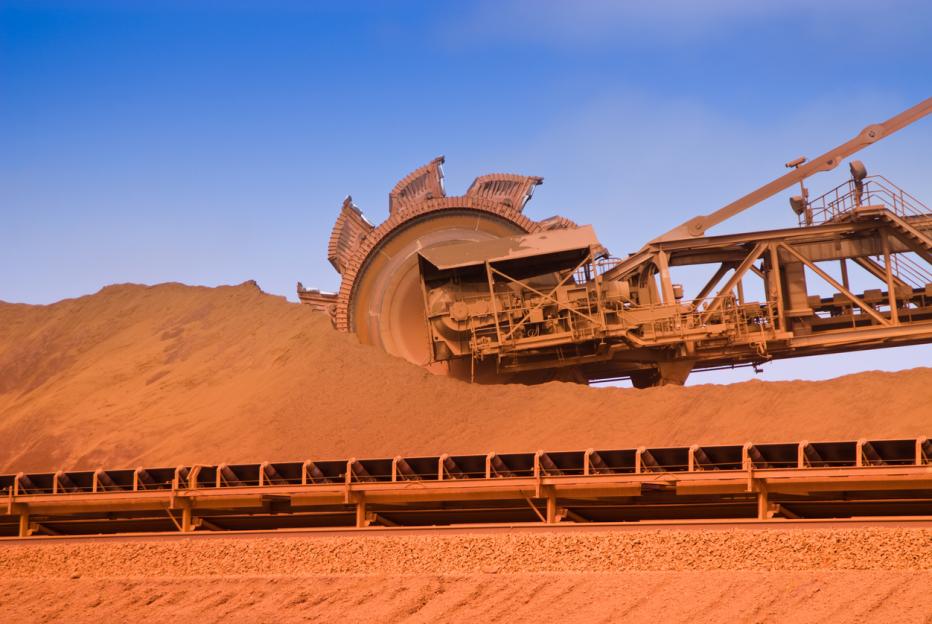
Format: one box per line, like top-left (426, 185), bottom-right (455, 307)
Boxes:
top-left (587, 192), bottom-right (932, 384)
top-left (420, 192), bottom-right (932, 385)
top-left (3, 437), bottom-right (931, 538)
top-left (561, 101), bottom-right (932, 384)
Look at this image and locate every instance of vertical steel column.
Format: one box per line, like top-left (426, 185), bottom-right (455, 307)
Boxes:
top-left (18, 507), bottom-right (30, 537)
top-left (756, 485), bottom-right (769, 520)
top-left (655, 250), bottom-right (676, 305)
top-left (355, 495), bottom-right (367, 528)
top-left (181, 499), bottom-right (193, 532)
top-left (545, 489), bottom-right (558, 524)
top-left (768, 244), bottom-right (785, 330)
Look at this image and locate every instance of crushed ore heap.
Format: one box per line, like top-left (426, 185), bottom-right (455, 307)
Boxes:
top-left (0, 282), bottom-right (929, 472)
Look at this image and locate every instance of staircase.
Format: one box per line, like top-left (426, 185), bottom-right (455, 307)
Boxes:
top-left (853, 205), bottom-right (932, 264)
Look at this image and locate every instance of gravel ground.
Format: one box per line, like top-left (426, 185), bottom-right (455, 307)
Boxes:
top-left (2, 499), bottom-right (932, 623)
top-left (3, 527), bottom-right (932, 578)
top-left (1, 571), bottom-right (931, 624)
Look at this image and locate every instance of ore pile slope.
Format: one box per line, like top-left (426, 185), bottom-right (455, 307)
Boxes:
top-left (0, 282), bottom-right (929, 472)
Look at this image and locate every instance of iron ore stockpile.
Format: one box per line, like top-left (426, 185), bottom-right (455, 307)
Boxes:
top-left (1, 281), bottom-right (932, 623)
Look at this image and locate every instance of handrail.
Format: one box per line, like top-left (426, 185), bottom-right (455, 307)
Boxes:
top-left (803, 175), bottom-right (931, 226)
top-left (890, 253), bottom-right (932, 289)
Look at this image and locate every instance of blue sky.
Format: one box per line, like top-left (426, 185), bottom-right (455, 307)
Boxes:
top-left (2, 1), bottom-right (931, 383)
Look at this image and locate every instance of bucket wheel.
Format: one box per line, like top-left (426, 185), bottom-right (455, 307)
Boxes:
top-left (299, 157), bottom-right (576, 381)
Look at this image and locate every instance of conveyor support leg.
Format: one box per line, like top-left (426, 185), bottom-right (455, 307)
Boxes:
top-left (756, 487), bottom-right (769, 520)
top-left (355, 496), bottom-right (367, 528)
top-left (546, 490), bottom-right (558, 524)
top-left (181, 501), bottom-right (193, 532)
top-left (18, 508), bottom-right (30, 538)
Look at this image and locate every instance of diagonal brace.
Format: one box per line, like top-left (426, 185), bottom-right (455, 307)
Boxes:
top-left (777, 242), bottom-right (890, 326)
top-left (701, 243), bottom-right (767, 323)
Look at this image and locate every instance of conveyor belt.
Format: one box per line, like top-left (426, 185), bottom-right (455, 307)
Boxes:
top-left (3, 437), bottom-right (930, 537)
